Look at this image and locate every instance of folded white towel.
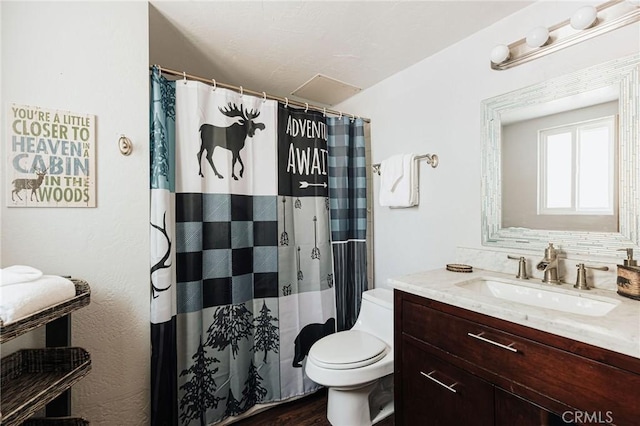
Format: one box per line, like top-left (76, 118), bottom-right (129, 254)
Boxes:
top-left (1, 265), bottom-right (43, 286)
top-left (380, 154), bottom-right (404, 194)
top-left (0, 275), bottom-right (76, 324)
top-left (379, 154), bottom-right (418, 207)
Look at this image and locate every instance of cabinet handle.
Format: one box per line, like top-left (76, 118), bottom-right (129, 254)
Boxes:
top-left (467, 332), bottom-right (518, 353)
top-left (420, 370), bottom-right (458, 393)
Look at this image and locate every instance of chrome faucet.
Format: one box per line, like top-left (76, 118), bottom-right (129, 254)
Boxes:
top-left (536, 243), bottom-right (561, 284)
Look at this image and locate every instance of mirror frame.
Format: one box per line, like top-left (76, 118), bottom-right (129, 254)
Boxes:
top-left (481, 53), bottom-right (640, 258)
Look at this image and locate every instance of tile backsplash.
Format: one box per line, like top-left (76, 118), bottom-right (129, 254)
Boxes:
top-left (456, 246), bottom-right (620, 291)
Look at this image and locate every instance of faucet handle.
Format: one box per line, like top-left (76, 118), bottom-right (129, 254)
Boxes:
top-left (507, 255), bottom-right (529, 280)
top-left (574, 263), bottom-right (609, 290)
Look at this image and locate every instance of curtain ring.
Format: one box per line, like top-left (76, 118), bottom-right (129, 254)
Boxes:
top-left (239, 86), bottom-right (243, 97)
top-left (285, 97), bottom-right (289, 108)
top-left (183, 71), bottom-right (187, 84)
top-left (211, 79), bottom-right (216, 91)
top-left (351, 113), bottom-right (355, 122)
top-left (339, 111), bottom-right (343, 119)
top-left (305, 103), bottom-right (309, 113)
top-left (323, 107), bottom-right (326, 117)
top-left (262, 92), bottom-right (267, 103)
top-left (158, 65), bottom-right (162, 77)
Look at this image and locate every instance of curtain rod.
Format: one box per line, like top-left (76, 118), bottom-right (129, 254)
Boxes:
top-left (151, 65), bottom-right (371, 123)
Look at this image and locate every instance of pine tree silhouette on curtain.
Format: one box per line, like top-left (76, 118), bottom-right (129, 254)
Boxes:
top-left (205, 304), bottom-right (254, 358)
top-left (178, 339), bottom-right (224, 426)
top-left (242, 360), bottom-right (268, 409)
top-left (252, 300), bottom-right (279, 362)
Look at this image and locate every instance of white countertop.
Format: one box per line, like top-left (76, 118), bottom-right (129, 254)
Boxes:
top-left (389, 268), bottom-right (640, 359)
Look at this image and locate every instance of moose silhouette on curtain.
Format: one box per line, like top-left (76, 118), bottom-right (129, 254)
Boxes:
top-left (197, 103), bottom-right (265, 180)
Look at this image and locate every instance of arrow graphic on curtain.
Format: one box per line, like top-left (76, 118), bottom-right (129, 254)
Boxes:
top-left (299, 181), bottom-right (327, 189)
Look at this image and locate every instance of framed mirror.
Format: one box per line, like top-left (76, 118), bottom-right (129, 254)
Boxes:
top-left (481, 53), bottom-right (639, 257)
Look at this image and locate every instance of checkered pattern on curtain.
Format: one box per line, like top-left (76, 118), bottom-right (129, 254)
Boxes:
top-left (327, 117), bottom-right (368, 331)
top-left (327, 118), bottom-right (367, 242)
top-left (174, 193), bottom-right (279, 310)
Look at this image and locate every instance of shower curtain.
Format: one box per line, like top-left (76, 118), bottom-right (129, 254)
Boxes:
top-left (150, 68), bottom-right (351, 425)
top-left (327, 117), bottom-right (369, 331)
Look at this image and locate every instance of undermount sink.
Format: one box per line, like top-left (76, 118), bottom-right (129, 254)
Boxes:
top-left (456, 277), bottom-right (620, 317)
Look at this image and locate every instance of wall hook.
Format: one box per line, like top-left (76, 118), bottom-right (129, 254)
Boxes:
top-left (118, 135), bottom-right (133, 156)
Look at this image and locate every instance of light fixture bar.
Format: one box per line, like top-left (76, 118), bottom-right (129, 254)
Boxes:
top-left (491, 0), bottom-right (639, 70)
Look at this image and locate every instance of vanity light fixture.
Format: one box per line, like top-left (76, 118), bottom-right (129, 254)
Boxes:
top-left (525, 26), bottom-right (550, 48)
top-left (490, 0), bottom-right (640, 70)
top-left (570, 5), bottom-right (599, 30)
top-left (490, 44), bottom-right (510, 65)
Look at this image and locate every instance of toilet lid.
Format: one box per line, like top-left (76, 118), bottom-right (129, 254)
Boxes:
top-left (308, 330), bottom-right (388, 370)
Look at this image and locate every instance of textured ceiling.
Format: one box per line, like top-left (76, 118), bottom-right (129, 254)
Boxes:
top-left (149, 1), bottom-right (533, 105)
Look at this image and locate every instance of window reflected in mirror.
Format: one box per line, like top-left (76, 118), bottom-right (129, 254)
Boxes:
top-left (539, 115), bottom-right (616, 216)
top-left (501, 101), bottom-right (618, 232)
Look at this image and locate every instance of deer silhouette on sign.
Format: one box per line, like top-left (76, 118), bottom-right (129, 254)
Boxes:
top-left (11, 168), bottom-right (47, 202)
top-left (197, 103), bottom-right (265, 180)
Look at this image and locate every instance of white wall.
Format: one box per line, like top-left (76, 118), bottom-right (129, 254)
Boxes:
top-left (337, 1), bottom-right (640, 288)
top-left (1, 1), bottom-right (637, 423)
top-left (1, 2), bottom-right (150, 424)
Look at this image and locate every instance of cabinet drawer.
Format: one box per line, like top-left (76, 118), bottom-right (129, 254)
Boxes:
top-left (402, 337), bottom-right (494, 425)
top-left (402, 299), bottom-right (640, 425)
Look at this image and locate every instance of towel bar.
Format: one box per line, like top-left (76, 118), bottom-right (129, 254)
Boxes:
top-left (372, 153), bottom-right (438, 175)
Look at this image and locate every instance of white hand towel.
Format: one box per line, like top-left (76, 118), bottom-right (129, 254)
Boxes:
top-left (379, 154), bottom-right (404, 193)
top-left (380, 154), bottom-right (418, 207)
top-left (0, 265), bottom-right (43, 286)
top-left (0, 275), bottom-right (76, 324)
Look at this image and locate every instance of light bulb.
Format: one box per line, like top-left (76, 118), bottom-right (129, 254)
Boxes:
top-left (490, 45), bottom-right (510, 64)
top-left (570, 5), bottom-right (598, 30)
top-left (526, 26), bottom-right (550, 48)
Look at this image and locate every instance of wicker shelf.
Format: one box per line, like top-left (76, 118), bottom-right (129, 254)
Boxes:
top-left (1, 348), bottom-right (91, 426)
top-left (0, 279), bottom-right (91, 343)
top-left (22, 418), bottom-right (89, 426)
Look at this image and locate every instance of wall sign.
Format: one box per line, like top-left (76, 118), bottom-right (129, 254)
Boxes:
top-left (7, 104), bottom-right (96, 207)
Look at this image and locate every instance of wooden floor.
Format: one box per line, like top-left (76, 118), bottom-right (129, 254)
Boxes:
top-left (233, 388), bottom-right (395, 426)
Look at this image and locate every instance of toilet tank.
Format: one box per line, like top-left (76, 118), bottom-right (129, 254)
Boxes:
top-left (351, 288), bottom-right (394, 346)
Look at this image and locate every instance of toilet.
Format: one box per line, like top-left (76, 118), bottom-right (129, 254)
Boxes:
top-left (305, 288), bottom-right (394, 426)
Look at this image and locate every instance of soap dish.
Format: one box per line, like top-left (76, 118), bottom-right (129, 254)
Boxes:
top-left (446, 264), bottom-right (473, 273)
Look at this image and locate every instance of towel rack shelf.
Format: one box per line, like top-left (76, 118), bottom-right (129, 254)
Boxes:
top-left (0, 280), bottom-right (91, 343)
top-left (372, 153), bottom-right (438, 175)
top-left (0, 279), bottom-right (92, 425)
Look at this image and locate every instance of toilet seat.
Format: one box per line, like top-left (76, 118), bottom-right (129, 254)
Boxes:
top-left (309, 330), bottom-right (388, 370)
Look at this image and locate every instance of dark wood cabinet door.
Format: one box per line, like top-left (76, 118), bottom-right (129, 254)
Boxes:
top-left (400, 338), bottom-right (494, 426)
top-left (495, 388), bottom-right (576, 426)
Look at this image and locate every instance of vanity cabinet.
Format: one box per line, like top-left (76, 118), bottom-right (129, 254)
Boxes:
top-left (402, 337), bottom-right (494, 424)
top-left (394, 290), bottom-right (640, 426)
